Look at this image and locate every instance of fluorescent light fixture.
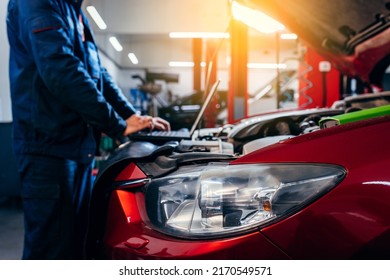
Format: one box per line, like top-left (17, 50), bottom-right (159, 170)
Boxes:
top-left (247, 63), bottom-right (287, 69)
top-left (169, 61), bottom-right (195, 67)
top-left (280, 33), bottom-right (298, 40)
top-left (109, 36), bottom-right (123, 52)
top-left (169, 61), bottom-right (287, 69)
top-left (86, 6), bottom-right (107, 30)
top-left (231, 1), bottom-right (284, 33)
top-left (168, 61), bottom-right (207, 68)
top-left (169, 61), bottom-right (286, 69)
top-left (169, 32), bottom-right (230, 39)
top-left (128, 53), bottom-right (139, 64)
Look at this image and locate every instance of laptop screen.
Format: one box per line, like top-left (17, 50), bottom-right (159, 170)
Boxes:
top-left (188, 79), bottom-right (220, 135)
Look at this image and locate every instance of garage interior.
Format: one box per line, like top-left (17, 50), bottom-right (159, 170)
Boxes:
top-left (1, 0), bottom-right (389, 260)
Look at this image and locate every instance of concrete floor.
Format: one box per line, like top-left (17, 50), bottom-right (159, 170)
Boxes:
top-left (0, 197), bottom-right (24, 260)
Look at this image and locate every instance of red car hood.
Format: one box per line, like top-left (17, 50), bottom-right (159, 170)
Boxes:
top-left (239, 0), bottom-right (390, 87)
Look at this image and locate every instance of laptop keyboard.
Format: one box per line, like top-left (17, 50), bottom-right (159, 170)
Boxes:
top-left (149, 130), bottom-right (190, 137)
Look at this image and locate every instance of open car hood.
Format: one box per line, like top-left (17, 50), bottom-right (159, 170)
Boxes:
top-left (240, 0), bottom-right (390, 87)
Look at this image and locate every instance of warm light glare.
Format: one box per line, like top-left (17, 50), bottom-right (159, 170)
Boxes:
top-left (109, 36), bottom-right (123, 52)
top-left (169, 32), bottom-right (230, 39)
top-left (86, 6), bottom-right (107, 30)
top-left (280, 33), bottom-right (298, 40)
top-left (247, 63), bottom-right (287, 69)
top-left (128, 53), bottom-right (139, 64)
top-left (231, 1), bottom-right (285, 33)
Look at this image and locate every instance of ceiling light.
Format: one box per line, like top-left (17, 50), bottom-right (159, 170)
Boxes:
top-left (169, 61), bottom-right (195, 67)
top-left (109, 36), bottom-right (123, 52)
top-left (86, 6), bottom-right (107, 30)
top-left (128, 53), bottom-right (139, 64)
top-left (226, 56), bottom-right (231, 65)
top-left (247, 63), bottom-right (287, 69)
top-left (169, 61), bottom-right (286, 69)
top-left (280, 33), bottom-right (298, 40)
top-left (231, 1), bottom-right (284, 34)
top-left (168, 61), bottom-right (207, 68)
top-left (169, 32), bottom-right (230, 39)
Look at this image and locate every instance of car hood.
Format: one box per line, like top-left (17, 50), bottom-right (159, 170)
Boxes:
top-left (239, 0), bottom-right (390, 86)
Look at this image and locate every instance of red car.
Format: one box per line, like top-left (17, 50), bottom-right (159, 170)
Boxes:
top-left (85, 0), bottom-right (390, 259)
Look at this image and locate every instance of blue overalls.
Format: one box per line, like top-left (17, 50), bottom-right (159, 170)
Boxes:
top-left (7, 0), bottom-right (136, 259)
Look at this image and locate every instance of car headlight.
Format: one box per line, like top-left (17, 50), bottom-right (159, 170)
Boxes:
top-left (145, 163), bottom-right (345, 239)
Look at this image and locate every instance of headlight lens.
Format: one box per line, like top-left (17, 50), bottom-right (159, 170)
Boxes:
top-left (145, 163), bottom-right (345, 239)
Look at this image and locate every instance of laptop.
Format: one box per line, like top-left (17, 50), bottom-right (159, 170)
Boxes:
top-left (129, 79), bottom-right (221, 143)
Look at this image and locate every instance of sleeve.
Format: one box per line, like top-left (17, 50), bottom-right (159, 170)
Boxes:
top-left (20, 0), bottom-right (127, 138)
top-left (101, 67), bottom-right (137, 120)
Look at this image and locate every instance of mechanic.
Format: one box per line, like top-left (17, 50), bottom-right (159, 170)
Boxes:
top-left (6, 0), bottom-right (170, 260)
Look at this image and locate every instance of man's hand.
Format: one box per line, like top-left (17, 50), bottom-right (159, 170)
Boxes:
top-left (123, 114), bottom-right (171, 136)
top-left (148, 116), bottom-right (171, 132)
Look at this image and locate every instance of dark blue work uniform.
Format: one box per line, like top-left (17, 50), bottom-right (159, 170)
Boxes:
top-left (7, 0), bottom-right (136, 259)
